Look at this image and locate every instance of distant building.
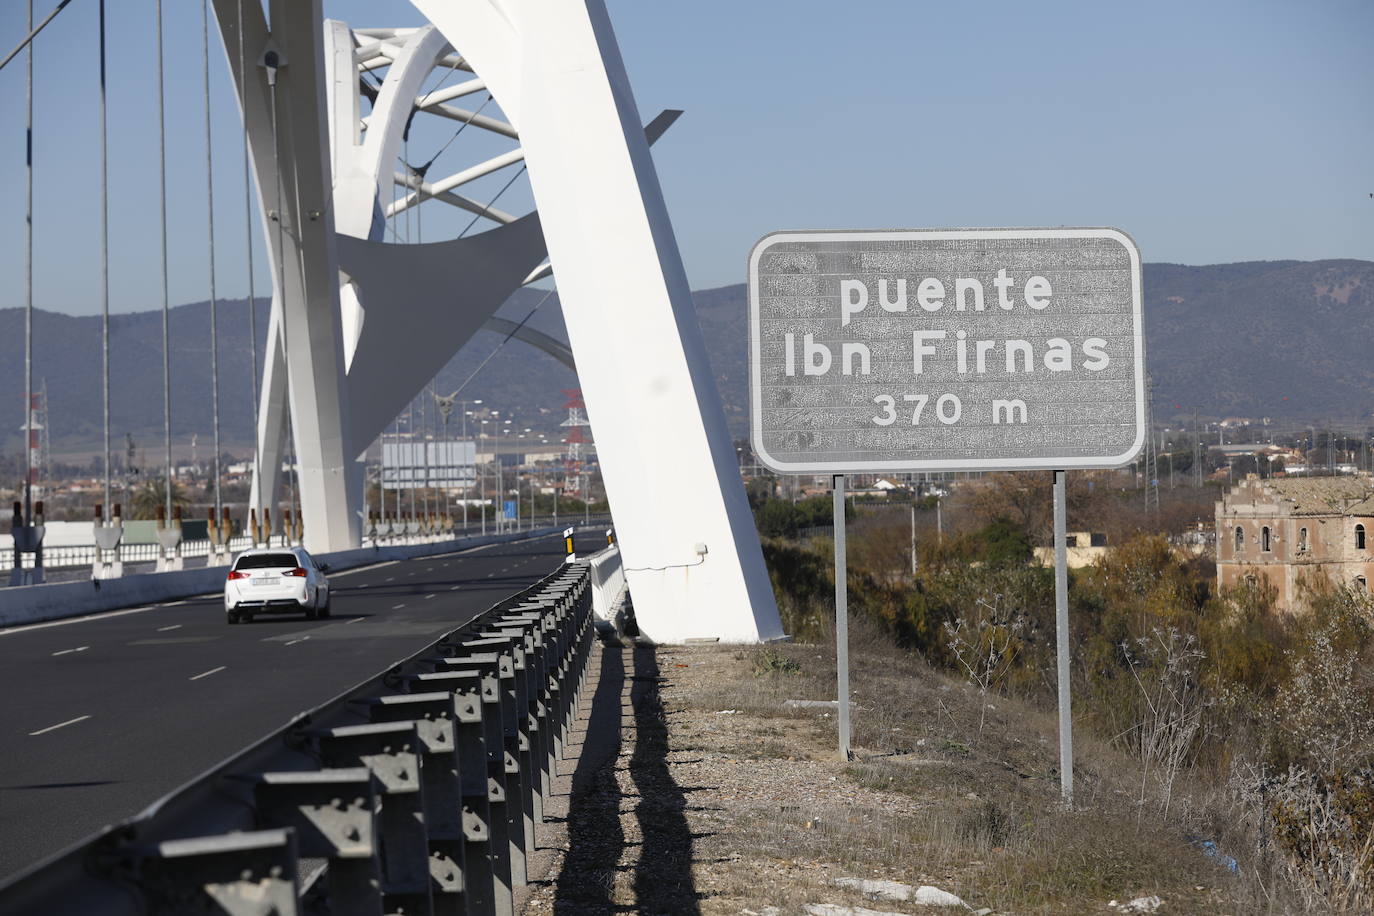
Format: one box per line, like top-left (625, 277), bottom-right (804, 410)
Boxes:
top-left (1033, 532), bottom-right (1108, 569)
top-left (1215, 475), bottom-right (1374, 612)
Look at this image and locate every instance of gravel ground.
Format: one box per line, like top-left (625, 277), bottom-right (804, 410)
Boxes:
top-left (519, 640), bottom-right (984, 916)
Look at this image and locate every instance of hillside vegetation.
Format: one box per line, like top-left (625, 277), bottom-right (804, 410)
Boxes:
top-left (754, 475), bottom-right (1374, 912)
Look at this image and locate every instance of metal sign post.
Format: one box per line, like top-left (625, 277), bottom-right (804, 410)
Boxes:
top-left (833, 474), bottom-right (851, 760)
top-left (1052, 470), bottom-right (1073, 803)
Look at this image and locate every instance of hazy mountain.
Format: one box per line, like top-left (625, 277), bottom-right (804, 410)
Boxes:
top-left (3, 258), bottom-right (1371, 459)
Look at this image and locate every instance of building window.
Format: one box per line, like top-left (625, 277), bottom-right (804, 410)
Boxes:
top-left (1299, 527), bottom-right (1309, 552)
top-left (1244, 574), bottom-right (1258, 588)
top-left (1262, 526), bottom-right (1271, 552)
top-left (1358, 525), bottom-right (1367, 551)
top-left (1358, 576), bottom-right (1368, 591)
top-left (1234, 526), bottom-right (1244, 553)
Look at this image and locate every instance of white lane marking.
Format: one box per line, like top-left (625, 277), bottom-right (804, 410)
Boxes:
top-left (157, 624), bottom-right (182, 632)
top-left (486, 573), bottom-right (494, 578)
top-left (29, 715), bottom-right (91, 736)
top-left (423, 593), bottom-right (436, 600)
top-left (449, 585), bottom-right (460, 591)
top-left (0, 598), bottom-right (212, 636)
top-left (385, 577), bottom-right (395, 582)
top-left (51, 646), bottom-right (90, 657)
top-left (392, 603), bottom-right (406, 610)
top-left (284, 637), bottom-right (310, 646)
top-left (345, 616), bottom-right (363, 625)
top-left (189, 666), bottom-right (227, 681)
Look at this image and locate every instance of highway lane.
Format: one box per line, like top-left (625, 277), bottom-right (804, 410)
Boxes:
top-left (0, 534), bottom-right (567, 881)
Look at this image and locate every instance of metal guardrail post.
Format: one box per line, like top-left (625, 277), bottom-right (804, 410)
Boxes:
top-left (316, 722), bottom-right (434, 915)
top-left (405, 668), bottom-right (506, 916)
top-left (362, 692), bottom-right (471, 916)
top-left (137, 829), bottom-right (302, 916)
top-left (251, 769), bottom-right (385, 916)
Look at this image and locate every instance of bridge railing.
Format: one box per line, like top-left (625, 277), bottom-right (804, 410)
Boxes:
top-left (1, 515), bottom-right (613, 575)
top-left (0, 560), bottom-right (599, 916)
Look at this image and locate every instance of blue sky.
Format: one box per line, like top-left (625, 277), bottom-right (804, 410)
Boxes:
top-left (0, 0), bottom-right (1370, 315)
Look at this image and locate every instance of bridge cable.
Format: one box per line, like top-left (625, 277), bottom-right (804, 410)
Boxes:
top-left (447, 287), bottom-right (557, 403)
top-left (154, 0), bottom-right (174, 524)
top-left (23, 0), bottom-right (32, 525)
top-left (458, 163), bottom-right (527, 238)
top-left (0, 0), bottom-right (73, 72)
top-left (98, 0), bottom-right (111, 518)
top-left (201, 0), bottom-right (223, 522)
top-left (236, 0), bottom-right (262, 522)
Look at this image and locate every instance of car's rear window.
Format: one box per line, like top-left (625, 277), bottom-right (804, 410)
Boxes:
top-left (234, 553), bottom-right (300, 570)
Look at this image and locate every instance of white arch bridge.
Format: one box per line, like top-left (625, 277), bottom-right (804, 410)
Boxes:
top-left (4, 0), bottom-right (782, 644)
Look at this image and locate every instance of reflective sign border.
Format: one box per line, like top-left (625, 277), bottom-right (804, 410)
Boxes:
top-left (747, 227), bottom-right (1146, 475)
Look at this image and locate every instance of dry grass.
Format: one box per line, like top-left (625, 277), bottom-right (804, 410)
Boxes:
top-left (522, 626), bottom-right (1318, 914)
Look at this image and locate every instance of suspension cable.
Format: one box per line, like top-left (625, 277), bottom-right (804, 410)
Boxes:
top-left (237, 0), bottom-right (261, 522)
top-left (0, 0), bottom-right (73, 72)
top-left (201, 0), bottom-right (222, 520)
top-left (23, 0), bottom-right (33, 524)
top-left (99, 0), bottom-right (110, 518)
top-left (458, 163), bottom-right (527, 238)
top-left (155, 0), bottom-right (172, 523)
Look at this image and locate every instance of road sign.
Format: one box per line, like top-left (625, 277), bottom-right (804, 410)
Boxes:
top-left (748, 228), bottom-right (1145, 473)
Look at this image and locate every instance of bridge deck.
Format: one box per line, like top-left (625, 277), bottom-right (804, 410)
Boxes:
top-left (0, 534), bottom-right (566, 881)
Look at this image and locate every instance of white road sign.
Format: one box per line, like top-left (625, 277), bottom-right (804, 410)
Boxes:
top-left (748, 228), bottom-right (1145, 473)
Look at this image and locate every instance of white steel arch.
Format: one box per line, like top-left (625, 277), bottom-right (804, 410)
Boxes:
top-left (220, 0), bottom-right (784, 642)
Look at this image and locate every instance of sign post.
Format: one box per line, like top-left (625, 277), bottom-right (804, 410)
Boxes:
top-left (833, 474), bottom-right (851, 760)
top-left (748, 227), bottom-right (1144, 772)
top-left (1053, 469), bottom-right (1073, 802)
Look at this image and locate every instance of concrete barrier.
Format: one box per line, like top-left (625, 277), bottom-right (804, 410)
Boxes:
top-left (0, 527), bottom-right (562, 629)
top-left (587, 544), bottom-right (626, 622)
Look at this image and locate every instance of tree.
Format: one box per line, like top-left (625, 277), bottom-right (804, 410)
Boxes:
top-left (129, 478), bottom-right (190, 520)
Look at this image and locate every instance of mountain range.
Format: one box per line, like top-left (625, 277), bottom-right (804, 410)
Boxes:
top-left (2, 258), bottom-right (1370, 461)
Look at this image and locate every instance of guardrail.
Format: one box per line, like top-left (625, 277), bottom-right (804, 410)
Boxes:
top-left (0, 560), bottom-right (598, 916)
top-left (1, 516), bottom-right (613, 574)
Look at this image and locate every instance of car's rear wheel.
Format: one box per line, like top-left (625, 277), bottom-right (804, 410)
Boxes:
top-left (305, 604), bottom-right (318, 621)
top-left (321, 595), bottom-right (331, 618)
top-left (227, 609), bottom-right (240, 625)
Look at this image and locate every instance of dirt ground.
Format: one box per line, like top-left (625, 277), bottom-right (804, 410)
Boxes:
top-left (516, 637), bottom-right (1249, 916)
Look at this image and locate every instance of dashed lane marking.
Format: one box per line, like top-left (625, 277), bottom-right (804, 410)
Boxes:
top-left (189, 666), bottom-right (226, 681)
top-left (51, 646), bottom-right (90, 657)
top-left (423, 594), bottom-right (436, 600)
top-left (157, 624), bottom-right (182, 632)
top-left (392, 603), bottom-right (406, 610)
top-left (29, 715), bottom-right (91, 736)
top-left (345, 616), bottom-right (363, 625)
top-left (284, 637), bottom-right (310, 646)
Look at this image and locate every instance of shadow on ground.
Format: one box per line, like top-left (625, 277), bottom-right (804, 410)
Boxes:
top-left (552, 644), bottom-right (701, 914)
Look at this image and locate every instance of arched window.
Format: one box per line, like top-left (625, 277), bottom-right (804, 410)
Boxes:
top-left (1357, 524), bottom-right (1367, 551)
top-left (1298, 527), bottom-right (1309, 552)
top-left (1262, 526), bottom-right (1271, 552)
top-left (1234, 526), bottom-right (1244, 553)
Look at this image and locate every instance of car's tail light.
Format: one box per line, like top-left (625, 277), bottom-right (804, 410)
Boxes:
top-left (287, 567), bottom-right (308, 577)
top-left (227, 570), bottom-right (249, 580)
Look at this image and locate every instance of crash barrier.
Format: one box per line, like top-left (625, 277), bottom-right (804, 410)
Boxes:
top-left (587, 543), bottom-right (625, 621)
top-left (0, 560), bottom-right (599, 916)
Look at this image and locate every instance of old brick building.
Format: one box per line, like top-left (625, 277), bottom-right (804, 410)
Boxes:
top-left (1215, 475), bottom-right (1374, 612)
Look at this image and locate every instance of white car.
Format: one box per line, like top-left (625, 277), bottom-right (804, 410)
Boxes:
top-left (224, 547), bottom-right (331, 624)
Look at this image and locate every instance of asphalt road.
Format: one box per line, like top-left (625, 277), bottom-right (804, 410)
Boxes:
top-left (0, 533), bottom-right (567, 881)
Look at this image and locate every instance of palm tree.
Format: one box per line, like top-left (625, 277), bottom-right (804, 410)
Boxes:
top-left (130, 478), bottom-right (190, 520)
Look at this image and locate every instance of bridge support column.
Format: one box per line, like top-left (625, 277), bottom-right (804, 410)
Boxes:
top-left (414, 0), bottom-right (784, 642)
top-left (215, 0), bottom-right (360, 553)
